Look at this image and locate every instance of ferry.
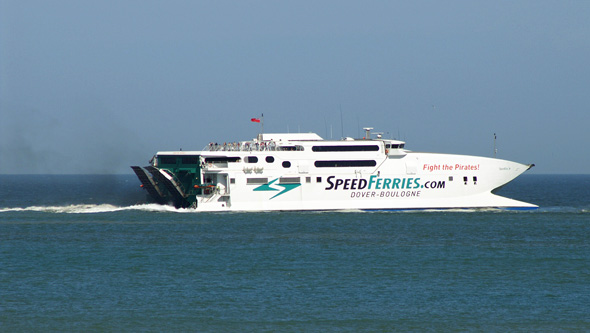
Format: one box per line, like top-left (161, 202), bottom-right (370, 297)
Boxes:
top-left (131, 128), bottom-right (537, 211)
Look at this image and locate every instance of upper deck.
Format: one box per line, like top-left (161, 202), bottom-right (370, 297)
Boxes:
top-left (199, 132), bottom-right (406, 154)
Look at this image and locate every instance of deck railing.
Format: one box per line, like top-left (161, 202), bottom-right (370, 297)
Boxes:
top-left (203, 141), bottom-right (304, 152)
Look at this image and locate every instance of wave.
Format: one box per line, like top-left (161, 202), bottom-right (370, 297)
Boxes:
top-left (1, 204), bottom-right (588, 214)
top-left (0, 203), bottom-right (197, 214)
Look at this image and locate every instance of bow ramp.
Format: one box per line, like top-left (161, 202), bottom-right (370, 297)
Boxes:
top-left (131, 166), bottom-right (166, 204)
top-left (131, 166), bottom-right (190, 208)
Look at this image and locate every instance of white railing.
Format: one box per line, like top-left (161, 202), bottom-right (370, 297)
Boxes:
top-left (203, 141), bottom-right (303, 152)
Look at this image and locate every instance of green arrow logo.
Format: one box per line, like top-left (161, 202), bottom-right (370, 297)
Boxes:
top-left (253, 178), bottom-right (301, 199)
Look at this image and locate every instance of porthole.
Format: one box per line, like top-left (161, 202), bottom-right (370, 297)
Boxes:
top-left (266, 156), bottom-right (275, 163)
top-left (282, 161), bottom-right (291, 168)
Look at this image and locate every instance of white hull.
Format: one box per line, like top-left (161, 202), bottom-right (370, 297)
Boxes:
top-left (194, 152), bottom-right (535, 212)
top-left (133, 131), bottom-right (536, 212)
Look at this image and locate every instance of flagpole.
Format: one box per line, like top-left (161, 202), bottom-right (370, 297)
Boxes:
top-left (251, 116), bottom-right (263, 140)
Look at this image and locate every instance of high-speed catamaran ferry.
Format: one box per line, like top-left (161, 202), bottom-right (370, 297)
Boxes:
top-left (131, 128), bottom-right (537, 211)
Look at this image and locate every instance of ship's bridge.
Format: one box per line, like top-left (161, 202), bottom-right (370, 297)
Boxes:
top-left (382, 140), bottom-right (405, 150)
top-left (382, 139), bottom-right (407, 157)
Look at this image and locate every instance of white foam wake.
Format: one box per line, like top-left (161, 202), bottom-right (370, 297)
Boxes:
top-left (0, 203), bottom-right (195, 214)
top-left (1, 204), bottom-right (588, 214)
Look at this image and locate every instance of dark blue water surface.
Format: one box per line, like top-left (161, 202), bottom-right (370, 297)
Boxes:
top-left (1, 174), bottom-right (589, 331)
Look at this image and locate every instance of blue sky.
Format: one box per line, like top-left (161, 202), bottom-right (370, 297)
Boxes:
top-left (1, 1), bottom-right (589, 174)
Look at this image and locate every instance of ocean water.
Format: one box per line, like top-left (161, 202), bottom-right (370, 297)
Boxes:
top-left (1, 174), bottom-right (589, 331)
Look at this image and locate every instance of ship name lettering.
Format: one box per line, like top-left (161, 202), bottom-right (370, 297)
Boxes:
top-left (326, 175), bottom-right (444, 191)
top-left (424, 181), bottom-right (445, 189)
top-left (325, 176), bottom-right (368, 190)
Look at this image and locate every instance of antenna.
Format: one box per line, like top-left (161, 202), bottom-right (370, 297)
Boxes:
top-left (494, 133), bottom-right (497, 158)
top-left (340, 105), bottom-right (344, 139)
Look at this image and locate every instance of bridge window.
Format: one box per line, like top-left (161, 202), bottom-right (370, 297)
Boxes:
top-left (159, 156), bottom-right (177, 165)
top-left (181, 156), bottom-right (199, 164)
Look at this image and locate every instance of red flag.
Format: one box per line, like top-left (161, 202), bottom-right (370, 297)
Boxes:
top-left (251, 118), bottom-right (261, 123)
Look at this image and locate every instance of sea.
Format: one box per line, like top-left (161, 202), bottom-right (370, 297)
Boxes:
top-left (1, 174), bottom-right (589, 331)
